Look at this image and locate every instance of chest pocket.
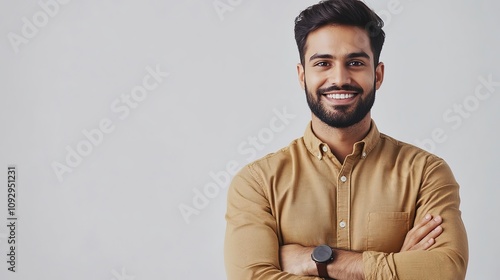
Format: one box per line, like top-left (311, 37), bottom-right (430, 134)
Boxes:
top-left (367, 212), bottom-right (409, 253)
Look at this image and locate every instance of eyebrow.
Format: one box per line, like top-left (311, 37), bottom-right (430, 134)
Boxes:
top-left (308, 51), bottom-right (371, 62)
top-left (309, 53), bottom-right (333, 62)
top-left (347, 51), bottom-right (371, 60)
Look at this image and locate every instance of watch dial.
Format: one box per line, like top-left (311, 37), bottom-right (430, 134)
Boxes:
top-left (314, 245), bottom-right (332, 262)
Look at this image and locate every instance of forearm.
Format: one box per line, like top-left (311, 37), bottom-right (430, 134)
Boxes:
top-left (284, 246), bottom-right (466, 280)
top-left (327, 249), bottom-right (364, 280)
top-left (363, 249), bottom-right (467, 280)
top-left (362, 218), bottom-right (467, 280)
top-left (225, 262), bottom-right (320, 280)
top-left (225, 239), bottom-right (320, 279)
top-left (281, 245), bottom-right (364, 280)
top-left (360, 213), bottom-right (467, 280)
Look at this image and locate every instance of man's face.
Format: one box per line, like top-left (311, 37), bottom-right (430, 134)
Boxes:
top-left (297, 25), bottom-right (384, 128)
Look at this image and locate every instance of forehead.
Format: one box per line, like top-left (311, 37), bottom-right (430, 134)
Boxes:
top-left (304, 25), bottom-right (373, 59)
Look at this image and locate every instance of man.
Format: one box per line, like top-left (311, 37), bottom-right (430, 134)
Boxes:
top-left (224, 0), bottom-right (468, 279)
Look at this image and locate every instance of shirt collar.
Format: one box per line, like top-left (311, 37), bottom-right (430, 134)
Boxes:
top-left (303, 120), bottom-right (381, 160)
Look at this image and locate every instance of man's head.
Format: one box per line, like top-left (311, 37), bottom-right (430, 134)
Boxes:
top-left (294, 0), bottom-right (385, 67)
top-left (294, 0), bottom-right (385, 128)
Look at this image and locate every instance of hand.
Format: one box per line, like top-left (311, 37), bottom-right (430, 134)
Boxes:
top-left (279, 244), bottom-right (315, 276)
top-left (400, 214), bottom-right (443, 252)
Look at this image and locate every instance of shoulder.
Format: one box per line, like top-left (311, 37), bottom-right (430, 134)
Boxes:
top-left (377, 133), bottom-right (455, 179)
top-left (378, 132), bottom-right (442, 160)
top-left (236, 137), bottom-right (307, 180)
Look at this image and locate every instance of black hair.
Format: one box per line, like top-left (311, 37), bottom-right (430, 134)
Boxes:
top-left (294, 0), bottom-right (385, 66)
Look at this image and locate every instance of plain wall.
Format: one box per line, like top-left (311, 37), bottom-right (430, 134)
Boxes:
top-left (0, 0), bottom-right (498, 279)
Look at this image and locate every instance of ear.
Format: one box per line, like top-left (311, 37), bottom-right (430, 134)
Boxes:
top-left (297, 63), bottom-right (305, 90)
top-left (375, 62), bottom-right (385, 90)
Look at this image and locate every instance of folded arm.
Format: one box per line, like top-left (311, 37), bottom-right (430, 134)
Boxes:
top-left (224, 159), bottom-right (468, 280)
top-left (280, 214), bottom-right (445, 280)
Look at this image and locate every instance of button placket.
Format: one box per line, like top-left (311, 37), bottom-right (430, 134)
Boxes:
top-left (337, 163), bottom-right (352, 249)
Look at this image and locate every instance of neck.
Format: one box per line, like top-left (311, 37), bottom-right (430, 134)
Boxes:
top-left (311, 113), bottom-right (372, 163)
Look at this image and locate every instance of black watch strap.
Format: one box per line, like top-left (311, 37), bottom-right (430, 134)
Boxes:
top-left (316, 262), bottom-right (329, 278)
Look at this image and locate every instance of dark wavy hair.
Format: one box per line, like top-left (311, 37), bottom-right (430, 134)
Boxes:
top-left (294, 0), bottom-right (385, 66)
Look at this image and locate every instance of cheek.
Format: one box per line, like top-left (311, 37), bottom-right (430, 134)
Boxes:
top-left (305, 72), bottom-right (326, 90)
top-left (353, 73), bottom-right (376, 90)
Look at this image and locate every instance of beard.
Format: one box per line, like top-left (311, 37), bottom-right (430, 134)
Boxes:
top-left (305, 81), bottom-right (376, 128)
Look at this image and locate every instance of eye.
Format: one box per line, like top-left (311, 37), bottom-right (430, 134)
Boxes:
top-left (314, 61), bottom-right (330, 67)
top-left (348, 60), bottom-right (365, 67)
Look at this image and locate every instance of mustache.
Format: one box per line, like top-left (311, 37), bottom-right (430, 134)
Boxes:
top-left (317, 84), bottom-right (363, 95)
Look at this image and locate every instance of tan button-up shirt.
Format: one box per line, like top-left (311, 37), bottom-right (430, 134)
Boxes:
top-left (224, 121), bottom-right (468, 279)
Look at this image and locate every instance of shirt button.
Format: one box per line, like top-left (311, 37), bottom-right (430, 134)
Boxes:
top-left (322, 145), bottom-right (328, 152)
top-left (339, 221), bottom-right (346, 228)
top-left (340, 175), bottom-right (347, 182)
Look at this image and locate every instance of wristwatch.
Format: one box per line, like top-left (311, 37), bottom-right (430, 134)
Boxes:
top-left (311, 245), bottom-right (335, 279)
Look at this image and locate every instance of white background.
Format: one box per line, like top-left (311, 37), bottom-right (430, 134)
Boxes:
top-left (1, 0), bottom-right (499, 279)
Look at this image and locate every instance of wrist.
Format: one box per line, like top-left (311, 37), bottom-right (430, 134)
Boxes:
top-left (311, 245), bottom-right (335, 278)
top-left (303, 247), bottom-right (317, 276)
top-left (306, 253), bottom-right (317, 276)
top-left (326, 249), bottom-right (364, 280)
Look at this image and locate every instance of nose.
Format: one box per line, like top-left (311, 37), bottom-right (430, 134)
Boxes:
top-left (327, 65), bottom-right (351, 86)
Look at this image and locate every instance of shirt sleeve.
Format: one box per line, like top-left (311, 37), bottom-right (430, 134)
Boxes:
top-left (362, 156), bottom-right (469, 280)
top-left (224, 165), bottom-right (321, 280)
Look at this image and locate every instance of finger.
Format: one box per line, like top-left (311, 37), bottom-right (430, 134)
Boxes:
top-left (416, 225), bottom-right (443, 250)
top-left (421, 238), bottom-right (435, 250)
top-left (400, 216), bottom-right (431, 251)
top-left (412, 214), bottom-right (433, 231)
top-left (400, 215), bottom-right (443, 252)
top-left (413, 215), bottom-right (443, 240)
top-left (409, 214), bottom-right (435, 235)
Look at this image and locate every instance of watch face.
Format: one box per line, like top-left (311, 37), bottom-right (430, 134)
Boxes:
top-left (312, 245), bottom-right (333, 263)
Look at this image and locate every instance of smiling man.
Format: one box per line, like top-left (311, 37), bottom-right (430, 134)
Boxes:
top-left (224, 1), bottom-right (468, 279)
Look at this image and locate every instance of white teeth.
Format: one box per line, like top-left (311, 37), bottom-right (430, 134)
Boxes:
top-left (326, 93), bottom-right (355, 99)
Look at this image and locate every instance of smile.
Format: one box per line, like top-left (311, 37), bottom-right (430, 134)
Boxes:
top-left (325, 93), bottom-right (356, 100)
